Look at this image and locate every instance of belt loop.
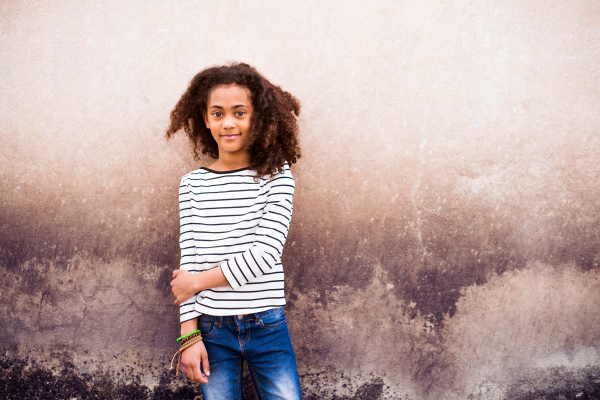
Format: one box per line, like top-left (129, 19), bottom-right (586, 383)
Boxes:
top-left (217, 316), bottom-right (223, 328)
top-left (254, 312), bottom-right (264, 326)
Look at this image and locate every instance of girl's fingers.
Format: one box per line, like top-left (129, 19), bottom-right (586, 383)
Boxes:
top-left (201, 350), bottom-right (210, 377)
top-left (174, 294), bottom-right (184, 305)
top-left (193, 362), bottom-right (207, 383)
top-left (184, 361), bottom-right (196, 382)
top-left (172, 269), bottom-right (184, 283)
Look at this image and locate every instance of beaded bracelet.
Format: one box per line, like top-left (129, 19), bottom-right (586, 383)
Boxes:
top-left (177, 329), bottom-right (200, 342)
top-left (179, 336), bottom-right (203, 352)
top-left (181, 332), bottom-right (201, 345)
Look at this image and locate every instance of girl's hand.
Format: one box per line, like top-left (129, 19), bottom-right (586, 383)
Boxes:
top-left (181, 340), bottom-right (210, 383)
top-left (171, 269), bottom-right (198, 305)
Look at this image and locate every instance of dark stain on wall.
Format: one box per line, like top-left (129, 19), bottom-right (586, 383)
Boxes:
top-left (3, 353), bottom-right (600, 399)
top-left (0, 170), bottom-right (182, 273)
top-left (4, 150), bottom-right (600, 338)
top-left (507, 366), bottom-right (600, 400)
top-left (2, 147), bottom-right (600, 399)
top-left (0, 354), bottom-right (202, 400)
top-left (0, 209), bottom-right (178, 274)
top-left (0, 354), bottom-right (402, 400)
top-left (284, 189), bottom-right (600, 330)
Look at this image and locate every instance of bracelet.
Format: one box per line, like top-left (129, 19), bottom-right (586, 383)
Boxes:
top-left (177, 329), bottom-right (200, 342)
top-left (181, 332), bottom-right (201, 345)
top-left (180, 336), bottom-right (203, 352)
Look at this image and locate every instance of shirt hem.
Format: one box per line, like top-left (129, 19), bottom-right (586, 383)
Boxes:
top-left (193, 302), bottom-right (286, 317)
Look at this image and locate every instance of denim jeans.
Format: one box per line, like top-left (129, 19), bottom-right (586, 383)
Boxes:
top-left (198, 307), bottom-right (302, 400)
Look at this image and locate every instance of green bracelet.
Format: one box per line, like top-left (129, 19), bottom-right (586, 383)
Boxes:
top-left (177, 329), bottom-right (200, 342)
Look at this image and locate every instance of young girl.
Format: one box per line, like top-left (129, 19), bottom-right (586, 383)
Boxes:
top-left (166, 63), bottom-right (302, 400)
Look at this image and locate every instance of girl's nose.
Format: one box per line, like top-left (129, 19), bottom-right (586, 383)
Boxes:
top-left (223, 115), bottom-right (236, 128)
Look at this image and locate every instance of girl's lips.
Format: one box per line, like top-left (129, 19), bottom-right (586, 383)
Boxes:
top-left (221, 134), bottom-right (241, 140)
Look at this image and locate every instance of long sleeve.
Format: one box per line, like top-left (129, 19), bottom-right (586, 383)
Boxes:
top-left (178, 177), bottom-right (202, 322)
top-left (219, 173), bottom-right (294, 291)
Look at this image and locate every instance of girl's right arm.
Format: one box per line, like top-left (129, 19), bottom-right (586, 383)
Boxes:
top-left (180, 319), bottom-right (210, 383)
top-left (178, 176), bottom-right (210, 383)
top-left (178, 176), bottom-right (203, 322)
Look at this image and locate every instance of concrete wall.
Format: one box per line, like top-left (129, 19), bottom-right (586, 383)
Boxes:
top-left (1, 1), bottom-right (600, 399)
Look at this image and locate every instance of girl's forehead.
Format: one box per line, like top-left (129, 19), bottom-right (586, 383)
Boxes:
top-left (208, 84), bottom-right (252, 105)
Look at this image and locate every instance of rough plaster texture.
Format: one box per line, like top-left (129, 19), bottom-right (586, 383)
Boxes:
top-left (1, 0), bottom-right (600, 399)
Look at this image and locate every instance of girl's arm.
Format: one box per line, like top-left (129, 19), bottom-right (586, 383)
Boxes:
top-left (177, 176), bottom-right (203, 323)
top-left (219, 169), bottom-right (295, 290)
top-left (176, 177), bottom-right (210, 383)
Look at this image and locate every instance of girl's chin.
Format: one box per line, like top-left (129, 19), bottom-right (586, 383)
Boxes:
top-left (218, 144), bottom-right (247, 154)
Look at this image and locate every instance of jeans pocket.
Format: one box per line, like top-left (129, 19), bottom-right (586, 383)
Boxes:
top-left (259, 308), bottom-right (286, 329)
top-left (198, 321), bottom-right (217, 339)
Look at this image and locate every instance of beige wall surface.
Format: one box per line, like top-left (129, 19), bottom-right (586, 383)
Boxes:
top-left (1, 1), bottom-right (600, 399)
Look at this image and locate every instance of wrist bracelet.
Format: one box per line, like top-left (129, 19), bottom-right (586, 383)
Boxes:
top-left (179, 336), bottom-right (203, 352)
top-left (181, 332), bottom-right (201, 345)
top-left (177, 329), bottom-right (200, 342)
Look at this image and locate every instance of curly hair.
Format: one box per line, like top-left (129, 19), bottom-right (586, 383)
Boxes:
top-left (166, 63), bottom-right (301, 178)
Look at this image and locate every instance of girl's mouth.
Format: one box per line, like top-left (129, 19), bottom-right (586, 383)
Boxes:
top-left (221, 134), bottom-right (241, 140)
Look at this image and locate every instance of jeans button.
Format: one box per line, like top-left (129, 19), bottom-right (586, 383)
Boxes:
top-left (237, 314), bottom-right (244, 319)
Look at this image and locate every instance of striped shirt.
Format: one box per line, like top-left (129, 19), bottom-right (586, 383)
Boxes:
top-left (178, 164), bottom-right (294, 322)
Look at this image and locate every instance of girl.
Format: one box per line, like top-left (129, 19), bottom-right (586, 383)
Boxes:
top-left (166, 63), bottom-right (302, 400)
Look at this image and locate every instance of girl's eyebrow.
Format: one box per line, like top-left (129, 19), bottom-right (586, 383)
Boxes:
top-left (208, 104), bottom-right (250, 109)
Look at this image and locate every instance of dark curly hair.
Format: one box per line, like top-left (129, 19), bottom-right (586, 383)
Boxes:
top-left (166, 63), bottom-right (301, 178)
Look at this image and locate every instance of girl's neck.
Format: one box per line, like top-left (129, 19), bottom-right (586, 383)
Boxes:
top-left (208, 153), bottom-right (251, 172)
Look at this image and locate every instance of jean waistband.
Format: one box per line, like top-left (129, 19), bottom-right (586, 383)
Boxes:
top-left (199, 307), bottom-right (282, 322)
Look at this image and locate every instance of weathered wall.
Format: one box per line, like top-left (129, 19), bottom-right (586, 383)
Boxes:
top-left (1, 1), bottom-right (600, 399)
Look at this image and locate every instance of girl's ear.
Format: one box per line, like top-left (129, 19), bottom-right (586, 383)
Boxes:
top-left (203, 112), bottom-right (209, 128)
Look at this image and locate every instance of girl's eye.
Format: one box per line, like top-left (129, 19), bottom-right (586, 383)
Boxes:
top-left (212, 112), bottom-right (223, 117)
top-left (235, 111), bottom-right (246, 117)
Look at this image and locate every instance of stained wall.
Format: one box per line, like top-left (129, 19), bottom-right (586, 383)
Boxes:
top-left (1, 1), bottom-right (600, 399)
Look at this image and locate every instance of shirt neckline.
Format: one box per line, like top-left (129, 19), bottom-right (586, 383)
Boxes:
top-left (200, 166), bottom-right (250, 174)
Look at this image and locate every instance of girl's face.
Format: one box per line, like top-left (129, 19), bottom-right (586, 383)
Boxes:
top-left (204, 84), bottom-right (253, 159)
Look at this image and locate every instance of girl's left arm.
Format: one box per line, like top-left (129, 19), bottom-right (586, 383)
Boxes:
top-left (219, 169), bottom-right (295, 290)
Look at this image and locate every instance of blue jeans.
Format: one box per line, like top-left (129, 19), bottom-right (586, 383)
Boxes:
top-left (198, 307), bottom-right (302, 400)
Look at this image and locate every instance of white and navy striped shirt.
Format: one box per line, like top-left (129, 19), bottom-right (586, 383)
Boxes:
top-left (178, 164), bottom-right (294, 322)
